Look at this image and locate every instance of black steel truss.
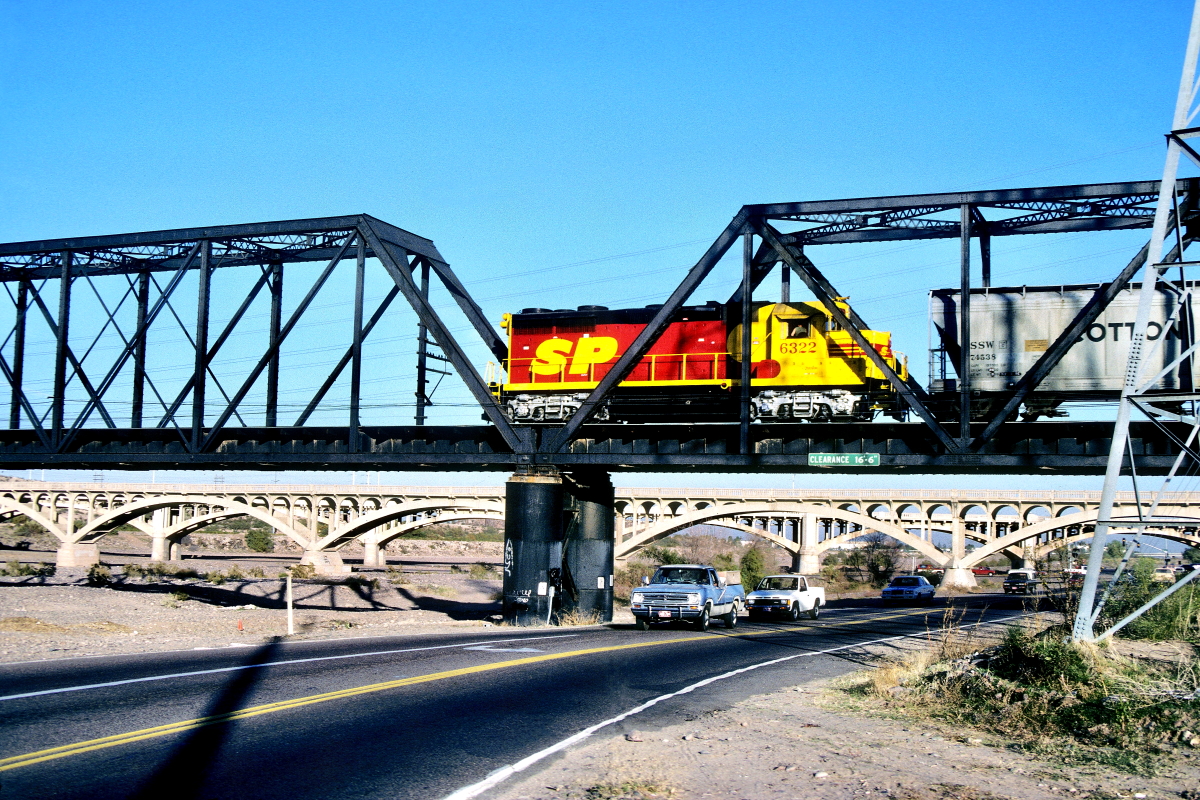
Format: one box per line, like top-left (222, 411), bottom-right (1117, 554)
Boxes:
top-left (0, 215), bottom-right (523, 458)
top-left (0, 180), bottom-right (1192, 473)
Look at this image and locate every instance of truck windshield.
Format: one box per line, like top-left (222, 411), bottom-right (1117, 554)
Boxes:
top-left (758, 577), bottom-right (798, 591)
top-left (653, 567), bottom-right (709, 585)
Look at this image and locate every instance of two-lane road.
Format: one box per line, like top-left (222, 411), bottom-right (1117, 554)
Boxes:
top-left (0, 598), bottom-right (1028, 800)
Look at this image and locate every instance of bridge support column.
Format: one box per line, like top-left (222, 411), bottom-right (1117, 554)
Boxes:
top-left (503, 469), bottom-right (564, 626)
top-left (942, 517), bottom-right (977, 589)
top-left (362, 539), bottom-right (383, 568)
top-left (794, 513), bottom-right (821, 575)
top-left (56, 543), bottom-right (99, 569)
top-left (301, 550), bottom-right (351, 575)
top-left (169, 540), bottom-right (182, 561)
top-left (563, 470), bottom-right (614, 623)
top-left (151, 536), bottom-right (169, 562)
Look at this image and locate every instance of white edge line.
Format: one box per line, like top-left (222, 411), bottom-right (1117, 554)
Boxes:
top-left (0, 633), bottom-right (582, 703)
top-left (0, 624), bottom-right (597, 668)
top-left (439, 615), bottom-right (1022, 800)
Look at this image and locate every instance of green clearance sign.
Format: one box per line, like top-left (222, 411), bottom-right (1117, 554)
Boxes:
top-left (808, 453), bottom-right (881, 467)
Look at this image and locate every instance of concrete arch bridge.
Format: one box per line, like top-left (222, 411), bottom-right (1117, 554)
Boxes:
top-left (613, 488), bottom-right (1200, 587)
top-left (3, 481), bottom-right (1199, 583)
top-left (0, 482), bottom-right (505, 574)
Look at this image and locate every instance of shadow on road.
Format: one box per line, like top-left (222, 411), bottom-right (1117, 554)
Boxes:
top-left (131, 637), bottom-right (283, 800)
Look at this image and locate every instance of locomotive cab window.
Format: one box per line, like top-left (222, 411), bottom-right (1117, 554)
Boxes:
top-left (783, 319), bottom-right (809, 339)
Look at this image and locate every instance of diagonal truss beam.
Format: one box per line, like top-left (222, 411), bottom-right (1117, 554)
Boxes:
top-left (294, 285), bottom-right (401, 426)
top-left (155, 264), bottom-right (273, 429)
top-left (756, 220), bottom-right (960, 454)
top-left (359, 219), bottom-right (527, 453)
top-left (542, 210), bottom-right (752, 453)
top-left (199, 235), bottom-right (354, 450)
top-left (971, 219), bottom-right (1197, 450)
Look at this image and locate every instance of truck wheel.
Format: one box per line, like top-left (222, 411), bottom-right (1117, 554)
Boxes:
top-left (789, 603), bottom-right (801, 622)
top-left (723, 605), bottom-right (738, 629)
top-left (807, 600), bottom-right (821, 620)
top-left (696, 608), bottom-right (710, 631)
top-left (635, 618), bottom-right (649, 631)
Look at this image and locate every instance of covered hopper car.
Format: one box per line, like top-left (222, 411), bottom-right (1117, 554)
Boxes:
top-left (930, 283), bottom-right (1200, 420)
top-left (491, 299), bottom-right (909, 423)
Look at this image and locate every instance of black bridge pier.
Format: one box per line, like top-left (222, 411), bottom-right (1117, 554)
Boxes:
top-left (563, 470), bottom-right (615, 623)
top-left (502, 467), bottom-right (615, 626)
top-left (502, 469), bottom-right (564, 625)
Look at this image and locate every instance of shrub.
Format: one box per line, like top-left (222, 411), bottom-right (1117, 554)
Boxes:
top-left (86, 563), bottom-right (113, 587)
top-left (244, 529), bottom-right (275, 553)
top-left (0, 560), bottom-right (54, 577)
top-left (740, 547), bottom-right (766, 591)
top-left (469, 563), bottom-right (494, 579)
top-left (288, 564), bottom-right (316, 579)
top-left (641, 545), bottom-right (687, 566)
top-left (124, 562), bottom-right (202, 581)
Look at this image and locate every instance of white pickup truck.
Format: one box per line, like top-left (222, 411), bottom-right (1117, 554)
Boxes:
top-left (745, 574), bottom-right (825, 621)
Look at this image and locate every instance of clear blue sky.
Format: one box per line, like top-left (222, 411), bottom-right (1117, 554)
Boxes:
top-left (1, 1), bottom-right (1197, 490)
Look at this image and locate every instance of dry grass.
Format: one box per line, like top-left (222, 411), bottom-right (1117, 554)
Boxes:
top-left (0, 616), bottom-right (131, 634)
top-left (556, 608), bottom-right (603, 626)
top-left (0, 616), bottom-right (68, 633)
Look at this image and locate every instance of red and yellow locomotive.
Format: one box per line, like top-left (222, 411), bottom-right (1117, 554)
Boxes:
top-left (491, 298), bottom-right (908, 423)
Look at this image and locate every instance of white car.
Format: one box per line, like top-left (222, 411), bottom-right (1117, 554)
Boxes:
top-left (745, 575), bottom-right (825, 621)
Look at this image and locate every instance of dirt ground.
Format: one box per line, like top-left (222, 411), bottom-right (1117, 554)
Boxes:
top-left (0, 553), bottom-right (509, 662)
top-left (494, 632), bottom-right (1200, 800)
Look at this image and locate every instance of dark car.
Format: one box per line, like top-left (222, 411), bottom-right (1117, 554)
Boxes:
top-left (1002, 571), bottom-right (1041, 595)
top-left (881, 575), bottom-right (936, 605)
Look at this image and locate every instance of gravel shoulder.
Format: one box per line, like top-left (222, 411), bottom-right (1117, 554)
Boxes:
top-left (493, 628), bottom-right (1200, 800)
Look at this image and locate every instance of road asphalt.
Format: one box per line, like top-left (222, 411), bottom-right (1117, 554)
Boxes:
top-left (0, 596), bottom-right (1031, 800)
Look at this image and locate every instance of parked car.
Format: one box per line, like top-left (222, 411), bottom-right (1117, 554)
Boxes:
top-left (1002, 569), bottom-right (1041, 594)
top-left (971, 567), bottom-right (998, 576)
top-left (746, 575), bottom-right (825, 621)
top-left (881, 575), bottom-right (936, 605)
top-left (1152, 567), bottom-right (1177, 584)
top-left (630, 564), bottom-right (745, 631)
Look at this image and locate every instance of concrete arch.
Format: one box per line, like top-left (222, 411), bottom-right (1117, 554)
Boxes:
top-left (992, 505), bottom-right (1020, 521)
top-left (70, 495), bottom-right (307, 549)
top-left (370, 511), bottom-right (506, 548)
top-left (1025, 505), bottom-right (1052, 523)
top-left (960, 504), bottom-right (988, 520)
top-left (313, 499), bottom-right (506, 551)
top-left (615, 502), bottom-right (946, 563)
top-left (0, 497), bottom-right (67, 541)
top-left (962, 509), bottom-right (1200, 567)
top-left (1033, 527), bottom-right (1200, 560)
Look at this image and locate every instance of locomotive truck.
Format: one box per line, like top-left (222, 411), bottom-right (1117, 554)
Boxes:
top-left (487, 281), bottom-right (1200, 425)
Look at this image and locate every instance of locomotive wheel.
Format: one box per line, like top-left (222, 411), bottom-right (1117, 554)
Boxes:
top-left (815, 405), bottom-right (833, 421)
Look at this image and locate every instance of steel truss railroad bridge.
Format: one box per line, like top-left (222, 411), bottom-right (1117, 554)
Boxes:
top-left (7, 481), bottom-right (1198, 590)
top-left (2, 180), bottom-right (1196, 622)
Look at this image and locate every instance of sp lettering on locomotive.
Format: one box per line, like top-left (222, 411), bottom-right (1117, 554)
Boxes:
top-left (531, 336), bottom-right (619, 376)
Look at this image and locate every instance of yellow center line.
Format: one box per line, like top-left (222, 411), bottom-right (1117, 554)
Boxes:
top-left (0, 607), bottom-right (941, 772)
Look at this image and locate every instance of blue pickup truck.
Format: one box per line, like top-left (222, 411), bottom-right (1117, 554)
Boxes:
top-left (630, 564), bottom-right (745, 631)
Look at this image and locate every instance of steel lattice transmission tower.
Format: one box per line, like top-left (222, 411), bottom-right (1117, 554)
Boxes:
top-left (1073, 0), bottom-right (1200, 641)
